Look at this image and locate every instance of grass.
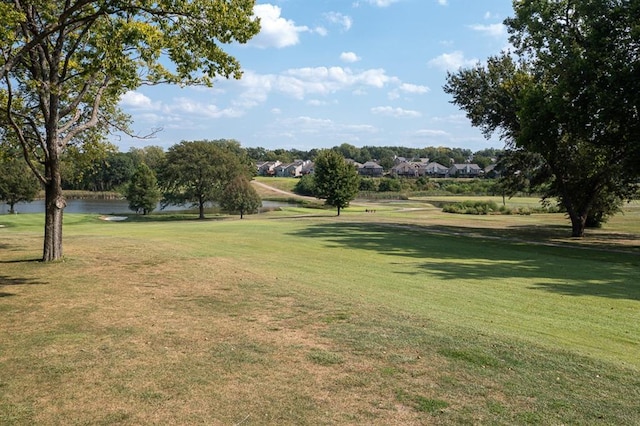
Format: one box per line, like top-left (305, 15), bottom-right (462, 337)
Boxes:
top-left (1, 202), bottom-right (639, 424)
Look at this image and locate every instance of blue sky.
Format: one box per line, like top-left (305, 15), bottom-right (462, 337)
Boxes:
top-left (115, 0), bottom-right (514, 153)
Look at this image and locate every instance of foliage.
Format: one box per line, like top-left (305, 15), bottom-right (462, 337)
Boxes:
top-left (444, 0), bottom-right (640, 237)
top-left (0, 152), bottom-right (40, 214)
top-left (160, 140), bottom-right (251, 219)
top-left (293, 174), bottom-right (316, 196)
top-left (128, 146), bottom-right (166, 176)
top-left (313, 150), bottom-right (359, 216)
top-left (219, 176), bottom-right (262, 219)
top-left (377, 177), bottom-right (402, 192)
top-left (125, 163), bottom-right (161, 215)
top-left (443, 200), bottom-right (499, 215)
top-left (359, 177), bottom-right (378, 192)
top-left (0, 0), bottom-right (260, 261)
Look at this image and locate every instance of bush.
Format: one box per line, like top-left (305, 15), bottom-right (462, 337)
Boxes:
top-left (359, 178), bottom-right (377, 191)
top-left (378, 177), bottom-right (402, 192)
top-left (442, 200), bottom-right (498, 215)
top-left (294, 174), bottom-right (315, 196)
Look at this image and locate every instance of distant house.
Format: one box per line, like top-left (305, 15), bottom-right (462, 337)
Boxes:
top-left (256, 161), bottom-right (281, 176)
top-left (448, 163), bottom-right (482, 177)
top-left (391, 161), bottom-right (420, 178)
top-left (301, 161), bottom-right (315, 175)
top-left (484, 164), bottom-right (501, 179)
top-left (275, 160), bottom-right (309, 177)
top-left (358, 161), bottom-right (384, 177)
top-left (421, 162), bottom-right (449, 178)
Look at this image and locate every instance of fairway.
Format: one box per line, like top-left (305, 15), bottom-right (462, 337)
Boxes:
top-left (1, 205), bottom-right (639, 424)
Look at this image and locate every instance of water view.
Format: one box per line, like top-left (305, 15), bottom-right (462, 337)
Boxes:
top-left (0, 199), bottom-right (294, 215)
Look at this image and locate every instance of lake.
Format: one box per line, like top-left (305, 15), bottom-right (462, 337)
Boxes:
top-left (0, 199), bottom-right (293, 215)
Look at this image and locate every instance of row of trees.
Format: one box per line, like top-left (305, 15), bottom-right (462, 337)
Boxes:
top-left (125, 140), bottom-right (261, 219)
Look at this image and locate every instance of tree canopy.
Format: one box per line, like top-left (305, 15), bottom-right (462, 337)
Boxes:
top-left (126, 163), bottom-right (161, 215)
top-left (313, 149), bottom-right (359, 216)
top-left (0, 0), bottom-right (260, 261)
top-left (444, 0), bottom-right (640, 237)
top-left (160, 140), bottom-right (252, 219)
top-left (219, 175), bottom-right (262, 219)
top-left (0, 150), bottom-right (40, 214)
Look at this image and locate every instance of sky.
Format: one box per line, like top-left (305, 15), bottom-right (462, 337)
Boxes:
top-left (115, 0), bottom-right (515, 153)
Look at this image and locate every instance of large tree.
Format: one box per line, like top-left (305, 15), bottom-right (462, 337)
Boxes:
top-left (160, 140), bottom-right (251, 219)
top-left (0, 1), bottom-right (260, 261)
top-left (444, 0), bottom-right (640, 237)
top-left (313, 149), bottom-right (359, 216)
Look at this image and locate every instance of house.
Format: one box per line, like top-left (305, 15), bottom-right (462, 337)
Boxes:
top-left (301, 161), bottom-right (315, 175)
top-left (275, 160), bottom-right (306, 177)
top-left (448, 163), bottom-right (482, 177)
top-left (484, 164), bottom-right (501, 179)
top-left (420, 162), bottom-right (449, 178)
top-left (358, 161), bottom-right (384, 177)
top-left (256, 161), bottom-right (281, 176)
top-left (391, 161), bottom-right (420, 178)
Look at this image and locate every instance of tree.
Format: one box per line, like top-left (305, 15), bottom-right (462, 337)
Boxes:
top-left (0, 1), bottom-right (260, 261)
top-left (0, 152), bottom-right (40, 214)
top-left (444, 0), bottom-right (640, 237)
top-left (160, 140), bottom-right (250, 219)
top-left (313, 150), bottom-right (359, 216)
top-left (219, 176), bottom-right (261, 219)
top-left (126, 163), bottom-right (161, 215)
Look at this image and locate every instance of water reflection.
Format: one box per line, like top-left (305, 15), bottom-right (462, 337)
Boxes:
top-left (1, 199), bottom-right (294, 215)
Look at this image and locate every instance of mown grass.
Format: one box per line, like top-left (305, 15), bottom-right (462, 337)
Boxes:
top-left (0, 204), bottom-right (639, 424)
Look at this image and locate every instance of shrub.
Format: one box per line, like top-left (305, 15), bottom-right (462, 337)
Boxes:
top-left (294, 174), bottom-right (315, 196)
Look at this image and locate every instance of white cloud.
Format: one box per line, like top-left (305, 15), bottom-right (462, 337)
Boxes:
top-left (172, 97), bottom-right (243, 119)
top-left (340, 51), bottom-right (361, 63)
top-left (388, 83), bottom-right (430, 100)
top-left (428, 51), bottom-right (477, 71)
top-left (437, 0), bottom-right (448, 5)
top-left (398, 83), bottom-right (430, 94)
top-left (119, 91), bottom-right (157, 109)
top-left (469, 23), bottom-right (507, 39)
top-left (315, 26), bottom-right (328, 37)
top-left (324, 12), bottom-right (353, 31)
top-left (251, 4), bottom-right (309, 48)
top-left (371, 106), bottom-right (421, 118)
top-left (355, 0), bottom-right (400, 7)
top-left (415, 129), bottom-right (450, 137)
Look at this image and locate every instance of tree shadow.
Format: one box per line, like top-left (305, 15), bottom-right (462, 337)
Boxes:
top-left (288, 222), bottom-right (640, 301)
top-left (0, 273), bottom-right (48, 297)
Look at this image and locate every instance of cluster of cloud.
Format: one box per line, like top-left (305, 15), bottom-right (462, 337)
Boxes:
top-left (119, 1), bottom-right (506, 149)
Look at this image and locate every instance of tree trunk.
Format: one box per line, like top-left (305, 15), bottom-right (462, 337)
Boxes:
top-left (198, 199), bottom-right (205, 219)
top-left (42, 165), bottom-right (65, 262)
top-left (568, 209), bottom-right (587, 238)
top-left (337, 206), bottom-right (341, 216)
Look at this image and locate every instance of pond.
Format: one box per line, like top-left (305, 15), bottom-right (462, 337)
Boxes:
top-left (0, 199), bottom-right (295, 215)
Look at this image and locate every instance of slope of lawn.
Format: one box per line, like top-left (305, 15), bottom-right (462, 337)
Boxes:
top-left (1, 206), bottom-right (638, 424)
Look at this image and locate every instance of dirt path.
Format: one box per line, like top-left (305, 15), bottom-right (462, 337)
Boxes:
top-left (251, 180), bottom-right (317, 201)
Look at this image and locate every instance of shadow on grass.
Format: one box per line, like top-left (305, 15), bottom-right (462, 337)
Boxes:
top-left (0, 274), bottom-right (48, 297)
top-left (105, 214), bottom-right (230, 223)
top-left (289, 222), bottom-right (640, 301)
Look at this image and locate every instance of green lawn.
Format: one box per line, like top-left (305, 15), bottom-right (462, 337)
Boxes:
top-left (1, 206), bottom-right (639, 424)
